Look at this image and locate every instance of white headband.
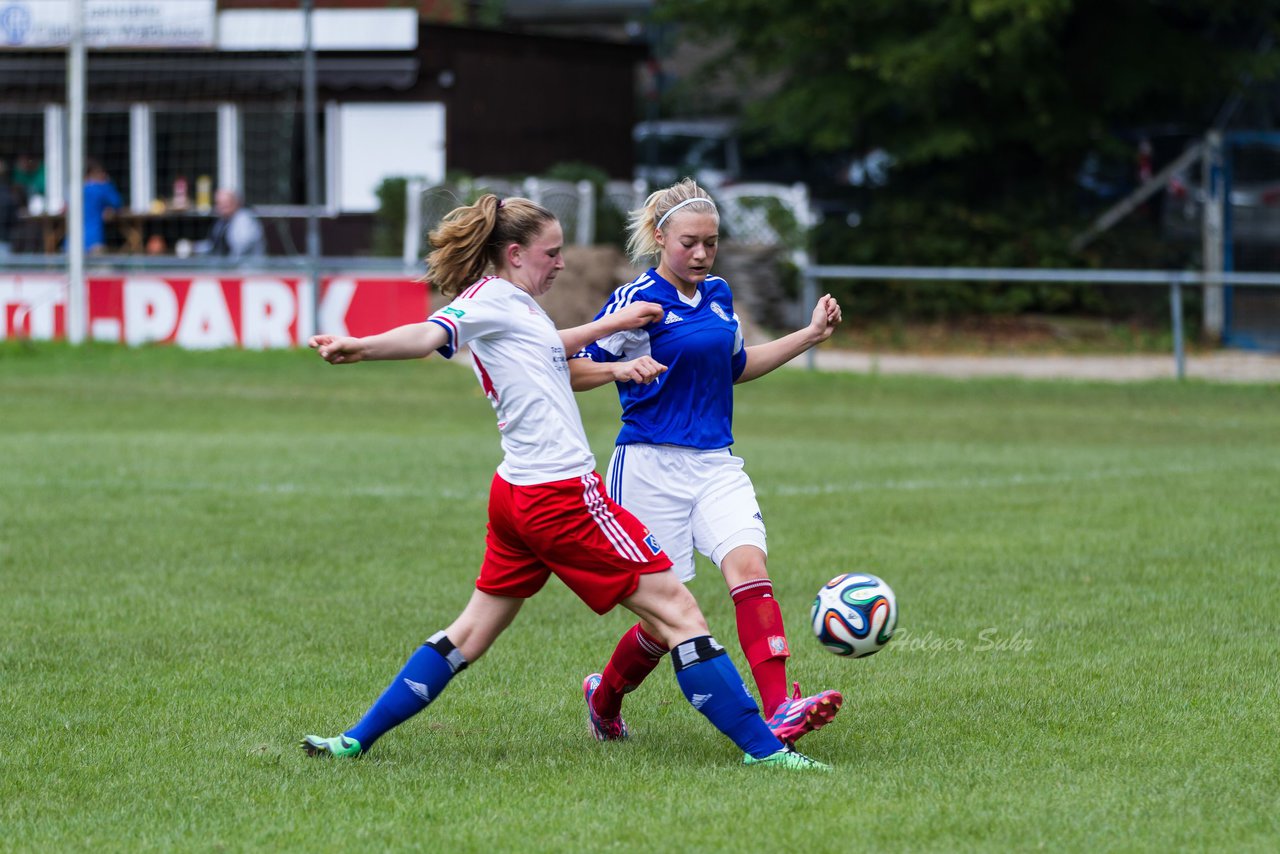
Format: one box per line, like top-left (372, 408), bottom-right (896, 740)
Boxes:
top-left (657, 196), bottom-right (716, 229)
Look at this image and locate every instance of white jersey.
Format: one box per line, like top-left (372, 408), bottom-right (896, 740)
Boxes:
top-left (427, 276), bottom-right (596, 485)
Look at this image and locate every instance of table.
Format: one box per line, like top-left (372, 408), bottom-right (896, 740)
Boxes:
top-left (20, 210), bottom-right (215, 254)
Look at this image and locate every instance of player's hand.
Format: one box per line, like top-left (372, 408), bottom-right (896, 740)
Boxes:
top-left (809, 294), bottom-right (843, 342)
top-left (610, 356), bottom-right (667, 385)
top-left (309, 334), bottom-right (365, 364)
top-left (615, 301), bottom-right (665, 329)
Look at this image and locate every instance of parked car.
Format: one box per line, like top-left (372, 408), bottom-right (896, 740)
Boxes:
top-left (1163, 141), bottom-right (1280, 244)
top-left (632, 118), bottom-right (888, 227)
top-left (633, 118), bottom-right (741, 190)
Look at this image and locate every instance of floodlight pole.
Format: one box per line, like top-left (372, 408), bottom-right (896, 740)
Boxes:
top-left (302, 0), bottom-right (321, 340)
top-left (66, 0), bottom-right (86, 344)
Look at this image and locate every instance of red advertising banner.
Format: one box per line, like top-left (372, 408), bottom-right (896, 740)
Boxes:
top-left (0, 274), bottom-right (431, 347)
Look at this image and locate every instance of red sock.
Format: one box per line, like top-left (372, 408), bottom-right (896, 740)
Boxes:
top-left (731, 579), bottom-right (790, 717)
top-left (593, 623), bottom-right (668, 719)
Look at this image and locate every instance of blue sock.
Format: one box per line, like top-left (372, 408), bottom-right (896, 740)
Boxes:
top-left (345, 631), bottom-right (467, 750)
top-left (671, 635), bottom-right (784, 759)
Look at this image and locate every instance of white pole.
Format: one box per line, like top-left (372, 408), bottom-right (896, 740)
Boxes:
top-left (217, 103), bottom-right (240, 195)
top-left (576, 180), bottom-right (595, 246)
top-left (129, 103), bottom-right (152, 214)
top-left (403, 177), bottom-right (424, 266)
top-left (1201, 131), bottom-right (1225, 339)
top-left (67, 0), bottom-right (86, 345)
top-left (43, 105), bottom-right (65, 215)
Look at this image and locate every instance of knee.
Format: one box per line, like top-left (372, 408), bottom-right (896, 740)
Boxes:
top-left (720, 545), bottom-right (769, 586)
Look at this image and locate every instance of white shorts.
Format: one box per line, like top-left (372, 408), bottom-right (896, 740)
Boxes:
top-left (605, 443), bottom-right (767, 582)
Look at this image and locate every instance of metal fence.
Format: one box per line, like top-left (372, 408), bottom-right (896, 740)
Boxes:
top-left (716, 182), bottom-right (813, 256)
top-left (403, 176), bottom-right (606, 263)
top-left (798, 265), bottom-right (1280, 379)
top-left (402, 178), bottom-right (811, 264)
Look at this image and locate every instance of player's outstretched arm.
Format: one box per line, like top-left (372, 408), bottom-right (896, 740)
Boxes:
top-left (309, 321), bottom-right (448, 364)
top-left (569, 355), bottom-right (667, 390)
top-left (736, 294), bottom-right (843, 384)
top-left (558, 301), bottom-right (663, 356)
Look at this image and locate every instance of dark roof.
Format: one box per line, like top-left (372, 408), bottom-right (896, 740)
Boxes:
top-left (0, 50), bottom-right (418, 103)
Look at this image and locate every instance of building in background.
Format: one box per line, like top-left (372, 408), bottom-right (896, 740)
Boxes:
top-left (0, 1), bottom-right (644, 255)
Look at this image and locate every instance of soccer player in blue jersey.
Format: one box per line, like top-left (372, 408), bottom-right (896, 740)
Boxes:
top-left (571, 178), bottom-right (844, 746)
top-left (298, 194), bottom-right (827, 771)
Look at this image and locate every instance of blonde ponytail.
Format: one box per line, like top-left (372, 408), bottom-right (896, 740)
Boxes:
top-left (427, 194), bottom-right (557, 297)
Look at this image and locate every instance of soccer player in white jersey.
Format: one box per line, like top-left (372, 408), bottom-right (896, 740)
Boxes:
top-left (299, 194), bottom-right (827, 771)
top-left (570, 178), bottom-right (845, 746)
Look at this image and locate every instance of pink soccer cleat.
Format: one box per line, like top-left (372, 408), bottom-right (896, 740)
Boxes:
top-left (765, 682), bottom-right (843, 746)
top-left (582, 673), bottom-right (630, 741)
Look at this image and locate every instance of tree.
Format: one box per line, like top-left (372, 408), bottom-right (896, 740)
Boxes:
top-left (665, 0), bottom-right (1280, 207)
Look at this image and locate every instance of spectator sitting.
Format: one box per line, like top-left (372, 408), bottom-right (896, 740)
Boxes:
top-left (13, 153), bottom-right (44, 208)
top-left (195, 188), bottom-right (266, 263)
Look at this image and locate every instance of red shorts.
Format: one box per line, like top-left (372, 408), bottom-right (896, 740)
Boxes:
top-left (477, 471), bottom-right (672, 614)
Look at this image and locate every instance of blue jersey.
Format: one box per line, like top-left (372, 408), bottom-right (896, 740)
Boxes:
top-left (83, 179), bottom-right (121, 250)
top-left (575, 267), bottom-right (746, 449)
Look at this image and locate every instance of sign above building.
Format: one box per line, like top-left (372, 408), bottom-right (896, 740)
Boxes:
top-left (0, 0), bottom-right (216, 49)
top-left (217, 9), bottom-right (418, 52)
top-left (0, 4), bottom-right (417, 52)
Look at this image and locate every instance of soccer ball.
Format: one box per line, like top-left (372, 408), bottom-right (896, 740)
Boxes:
top-left (810, 573), bottom-right (898, 657)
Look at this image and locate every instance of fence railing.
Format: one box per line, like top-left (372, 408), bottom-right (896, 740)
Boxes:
top-left (402, 178), bottom-right (810, 265)
top-left (404, 177), bottom-right (613, 263)
top-left (0, 254), bottom-right (422, 275)
top-left (798, 265), bottom-right (1280, 379)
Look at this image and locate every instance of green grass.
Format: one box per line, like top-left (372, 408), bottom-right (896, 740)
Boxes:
top-left (3, 341), bottom-right (1278, 852)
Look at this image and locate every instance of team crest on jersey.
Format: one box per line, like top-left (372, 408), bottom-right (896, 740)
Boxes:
top-left (643, 533), bottom-right (663, 555)
top-left (709, 301), bottom-right (730, 323)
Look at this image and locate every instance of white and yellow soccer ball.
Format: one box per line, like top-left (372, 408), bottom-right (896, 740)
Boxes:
top-left (810, 573), bottom-right (898, 657)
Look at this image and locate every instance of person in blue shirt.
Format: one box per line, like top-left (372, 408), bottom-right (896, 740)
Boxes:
top-left (83, 160), bottom-right (122, 254)
top-left (570, 177), bottom-right (844, 747)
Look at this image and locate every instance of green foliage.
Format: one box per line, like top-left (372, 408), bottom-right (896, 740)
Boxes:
top-left (3, 345), bottom-right (1279, 850)
top-left (813, 189), bottom-right (1202, 319)
top-left (471, 0), bottom-right (506, 27)
top-left (662, 0), bottom-right (1280, 296)
top-left (371, 176), bottom-right (408, 257)
top-left (666, 0), bottom-right (1280, 177)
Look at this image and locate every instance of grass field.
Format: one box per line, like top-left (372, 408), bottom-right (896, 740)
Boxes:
top-left (3, 341), bottom-right (1278, 852)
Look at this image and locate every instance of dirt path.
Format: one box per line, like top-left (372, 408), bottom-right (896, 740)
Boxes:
top-left (795, 349), bottom-right (1280, 383)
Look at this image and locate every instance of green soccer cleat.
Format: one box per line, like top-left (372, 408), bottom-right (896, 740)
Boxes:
top-left (300, 734), bottom-right (363, 758)
top-left (743, 746), bottom-right (832, 772)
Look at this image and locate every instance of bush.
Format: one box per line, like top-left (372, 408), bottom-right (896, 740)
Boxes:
top-left (372, 176), bottom-right (408, 257)
top-left (811, 192), bottom-right (1196, 322)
